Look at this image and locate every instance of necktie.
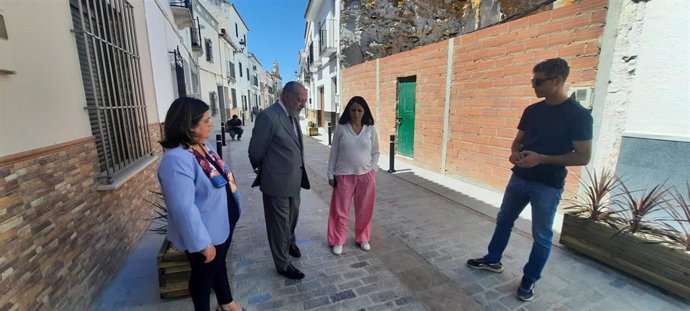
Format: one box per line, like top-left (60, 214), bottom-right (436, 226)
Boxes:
top-left (290, 117), bottom-right (301, 146)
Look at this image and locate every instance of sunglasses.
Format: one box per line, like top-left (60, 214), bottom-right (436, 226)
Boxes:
top-left (531, 76), bottom-right (557, 86)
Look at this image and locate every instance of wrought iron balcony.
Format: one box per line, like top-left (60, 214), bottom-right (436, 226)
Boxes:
top-left (190, 18), bottom-right (203, 57)
top-left (170, 0), bottom-right (193, 29)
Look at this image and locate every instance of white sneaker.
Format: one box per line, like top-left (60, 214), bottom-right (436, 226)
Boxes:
top-left (359, 241), bottom-right (371, 251)
top-left (332, 245), bottom-right (343, 255)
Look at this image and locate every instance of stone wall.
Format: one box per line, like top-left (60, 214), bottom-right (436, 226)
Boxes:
top-left (342, 0), bottom-right (607, 193)
top-left (0, 123), bottom-right (162, 310)
top-left (340, 0), bottom-right (557, 67)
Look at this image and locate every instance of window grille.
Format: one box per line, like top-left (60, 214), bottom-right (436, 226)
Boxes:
top-left (190, 65), bottom-right (200, 96)
top-left (209, 91), bottom-right (217, 116)
top-left (228, 61), bottom-right (235, 80)
top-left (205, 38), bottom-right (213, 62)
top-left (70, 0), bottom-right (152, 184)
top-left (231, 88), bottom-right (237, 108)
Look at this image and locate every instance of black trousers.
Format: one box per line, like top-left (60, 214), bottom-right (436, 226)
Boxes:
top-left (230, 127), bottom-right (244, 139)
top-left (186, 236), bottom-right (232, 311)
top-left (186, 191), bottom-right (241, 311)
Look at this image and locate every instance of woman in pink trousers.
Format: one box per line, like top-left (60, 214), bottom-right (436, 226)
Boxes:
top-left (327, 96), bottom-right (380, 255)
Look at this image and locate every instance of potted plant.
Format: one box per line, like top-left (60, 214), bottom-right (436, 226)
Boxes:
top-left (307, 120), bottom-right (319, 136)
top-left (560, 169), bottom-right (690, 299)
top-left (148, 191), bottom-right (191, 299)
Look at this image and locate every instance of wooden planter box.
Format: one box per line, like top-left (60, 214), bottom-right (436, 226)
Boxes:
top-left (560, 213), bottom-right (690, 299)
top-left (157, 239), bottom-right (191, 299)
top-left (307, 127), bottom-right (319, 136)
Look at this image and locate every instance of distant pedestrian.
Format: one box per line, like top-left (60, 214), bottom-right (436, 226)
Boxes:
top-left (226, 114), bottom-right (244, 141)
top-left (157, 97), bottom-right (245, 311)
top-left (326, 96), bottom-right (380, 255)
top-left (466, 58), bottom-right (593, 302)
top-left (248, 81), bottom-right (310, 280)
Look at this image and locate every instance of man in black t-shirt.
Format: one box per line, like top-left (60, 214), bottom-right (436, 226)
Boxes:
top-left (467, 58), bottom-right (593, 302)
top-left (226, 114), bottom-right (244, 141)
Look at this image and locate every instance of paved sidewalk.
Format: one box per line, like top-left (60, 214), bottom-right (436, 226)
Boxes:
top-left (92, 122), bottom-right (688, 311)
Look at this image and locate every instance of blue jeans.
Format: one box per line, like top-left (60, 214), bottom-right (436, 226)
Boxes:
top-left (484, 174), bottom-right (563, 283)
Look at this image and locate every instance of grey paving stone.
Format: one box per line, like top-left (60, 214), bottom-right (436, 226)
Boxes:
top-left (296, 280), bottom-right (322, 293)
top-left (330, 289), bottom-right (356, 303)
top-left (255, 298), bottom-right (286, 310)
top-left (393, 301), bottom-right (429, 311)
top-left (335, 296), bottom-right (372, 311)
top-left (366, 301), bottom-right (396, 311)
top-left (519, 300), bottom-right (551, 311)
top-left (365, 264), bottom-right (385, 274)
top-left (396, 266), bottom-right (447, 292)
top-left (478, 275), bottom-right (504, 289)
top-left (355, 283), bottom-right (380, 296)
top-left (394, 295), bottom-right (416, 306)
top-left (463, 282), bottom-right (486, 296)
top-left (486, 300), bottom-right (509, 311)
top-left (248, 293), bottom-right (272, 305)
top-left (562, 289), bottom-right (605, 310)
top-left (498, 294), bottom-right (526, 310)
top-left (306, 284), bottom-right (338, 299)
top-left (369, 290), bottom-right (399, 303)
top-left (343, 269), bottom-right (368, 279)
top-left (303, 296), bottom-right (330, 310)
top-left (351, 261), bottom-right (370, 268)
top-left (483, 290), bottom-right (502, 302)
top-left (337, 279), bottom-right (364, 291)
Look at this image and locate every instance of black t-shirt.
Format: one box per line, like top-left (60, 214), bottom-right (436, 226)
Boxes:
top-left (511, 98), bottom-right (593, 188)
top-left (227, 118), bottom-right (242, 129)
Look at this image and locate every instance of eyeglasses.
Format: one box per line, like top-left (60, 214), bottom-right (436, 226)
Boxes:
top-left (531, 77), bottom-right (557, 86)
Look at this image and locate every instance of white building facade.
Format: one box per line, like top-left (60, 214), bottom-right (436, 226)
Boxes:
top-left (259, 61), bottom-right (283, 111)
top-left (589, 0), bottom-right (690, 193)
top-left (301, 0), bottom-right (340, 128)
top-left (145, 0), bottom-right (277, 128)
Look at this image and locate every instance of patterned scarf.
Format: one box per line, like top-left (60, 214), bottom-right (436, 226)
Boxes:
top-left (189, 144), bottom-right (237, 193)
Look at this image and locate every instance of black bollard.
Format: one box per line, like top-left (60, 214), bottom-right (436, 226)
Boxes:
top-left (388, 135), bottom-right (396, 173)
top-left (250, 112), bottom-right (254, 122)
top-left (242, 114), bottom-right (245, 126)
top-left (327, 122), bottom-right (332, 146)
top-left (216, 134), bottom-right (223, 160)
top-left (221, 123), bottom-right (227, 146)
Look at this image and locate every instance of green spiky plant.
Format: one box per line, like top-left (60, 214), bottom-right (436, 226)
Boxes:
top-left (563, 168), bottom-right (624, 226)
top-left (147, 190), bottom-right (168, 235)
top-left (147, 190), bottom-right (186, 255)
top-left (660, 184), bottom-right (690, 251)
top-left (615, 182), bottom-right (672, 241)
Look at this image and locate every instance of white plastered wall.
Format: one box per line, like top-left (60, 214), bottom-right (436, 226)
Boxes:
top-left (624, 0), bottom-right (690, 139)
top-left (591, 0), bottom-right (690, 171)
top-left (0, 1), bottom-right (91, 157)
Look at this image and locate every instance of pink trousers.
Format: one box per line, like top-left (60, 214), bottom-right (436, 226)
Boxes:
top-left (327, 170), bottom-right (377, 246)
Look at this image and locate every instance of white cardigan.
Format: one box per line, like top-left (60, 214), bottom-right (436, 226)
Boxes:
top-left (327, 123), bottom-right (380, 179)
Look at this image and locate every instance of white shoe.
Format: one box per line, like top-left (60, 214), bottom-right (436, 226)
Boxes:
top-left (359, 241), bottom-right (371, 251)
top-left (332, 245), bottom-right (343, 255)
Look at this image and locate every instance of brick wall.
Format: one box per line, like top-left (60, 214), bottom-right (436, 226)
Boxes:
top-left (0, 123), bottom-right (163, 310)
top-left (342, 0), bottom-right (607, 194)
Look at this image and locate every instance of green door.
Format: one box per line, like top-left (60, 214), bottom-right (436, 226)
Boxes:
top-left (397, 79), bottom-right (416, 157)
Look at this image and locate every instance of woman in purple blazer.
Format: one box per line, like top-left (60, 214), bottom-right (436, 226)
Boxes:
top-left (158, 97), bottom-right (244, 311)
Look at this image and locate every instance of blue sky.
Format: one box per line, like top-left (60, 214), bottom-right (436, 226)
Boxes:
top-left (231, 0), bottom-right (308, 82)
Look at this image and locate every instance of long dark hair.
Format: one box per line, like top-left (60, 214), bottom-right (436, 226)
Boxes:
top-left (159, 97), bottom-right (209, 149)
top-left (338, 96), bottom-right (375, 125)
